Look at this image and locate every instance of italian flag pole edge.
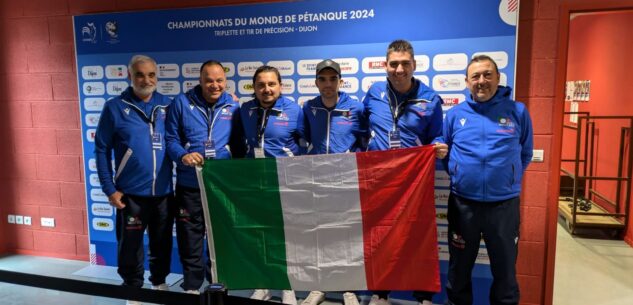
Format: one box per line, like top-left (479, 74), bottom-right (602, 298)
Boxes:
top-left (196, 165), bottom-right (218, 283)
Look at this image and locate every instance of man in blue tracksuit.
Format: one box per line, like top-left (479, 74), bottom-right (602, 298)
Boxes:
top-left (240, 65), bottom-right (303, 159)
top-left (364, 39), bottom-right (447, 305)
top-left (165, 60), bottom-right (245, 294)
top-left (242, 65), bottom-right (301, 305)
top-left (300, 59), bottom-right (366, 305)
top-left (443, 55), bottom-right (533, 305)
top-left (95, 55), bottom-right (174, 303)
top-left (302, 59), bottom-right (366, 156)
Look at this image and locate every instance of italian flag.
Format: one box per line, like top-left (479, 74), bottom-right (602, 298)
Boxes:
top-left (196, 146), bottom-right (440, 292)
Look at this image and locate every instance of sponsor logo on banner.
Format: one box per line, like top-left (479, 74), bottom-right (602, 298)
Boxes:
top-left (182, 80), bottom-right (198, 92)
top-left (440, 93), bottom-right (466, 111)
top-left (281, 79), bottom-right (295, 94)
top-left (157, 81), bottom-right (181, 95)
top-left (92, 218), bottom-right (114, 231)
top-left (476, 247), bottom-right (491, 264)
top-left (499, 0), bottom-right (518, 26)
top-left (90, 188), bottom-right (108, 202)
top-left (361, 56), bottom-right (386, 73)
top-left (361, 76), bottom-right (385, 92)
top-left (414, 55), bottom-right (430, 72)
top-left (438, 244), bottom-right (450, 261)
top-left (340, 77), bottom-right (359, 94)
top-left (106, 81), bottom-right (127, 96)
top-left (332, 57), bottom-right (359, 74)
top-left (435, 189), bottom-right (450, 205)
top-left (81, 22), bottom-right (97, 43)
top-left (85, 113), bottom-right (101, 127)
top-left (439, 94), bottom-right (465, 106)
top-left (297, 78), bottom-right (319, 94)
top-left (472, 51), bottom-right (509, 69)
top-left (105, 65), bottom-right (127, 79)
top-left (433, 74), bottom-right (466, 91)
top-left (437, 225), bottom-right (448, 242)
top-left (89, 158), bottom-right (97, 171)
top-left (267, 60), bottom-right (295, 76)
top-left (181, 63), bottom-right (202, 78)
top-left (158, 64), bottom-right (179, 78)
top-left (238, 97), bottom-right (252, 105)
top-left (298, 96), bottom-right (315, 107)
top-left (84, 98), bottom-right (106, 111)
top-left (91, 203), bottom-right (113, 217)
top-left (238, 61), bottom-right (263, 77)
top-left (500, 72), bottom-right (507, 86)
top-left (414, 75), bottom-right (430, 86)
top-left (83, 82), bottom-right (105, 96)
top-left (86, 129), bottom-right (96, 142)
top-left (82, 66), bottom-right (104, 80)
top-left (221, 62), bottom-right (235, 77)
top-left (104, 21), bottom-right (119, 44)
top-left (225, 80), bottom-right (236, 94)
top-left (89, 174), bottom-right (101, 187)
top-left (435, 170), bottom-right (450, 187)
top-left (436, 207), bottom-right (448, 225)
top-left (297, 59), bottom-right (321, 76)
top-left (433, 53), bottom-right (468, 71)
top-left (237, 80), bottom-right (254, 95)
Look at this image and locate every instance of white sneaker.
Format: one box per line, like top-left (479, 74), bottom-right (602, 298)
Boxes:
top-left (301, 291), bottom-right (325, 305)
top-left (151, 283), bottom-right (169, 291)
top-left (368, 295), bottom-right (390, 305)
top-left (251, 289), bottom-right (272, 301)
top-left (185, 289), bottom-right (200, 295)
top-left (343, 292), bottom-right (359, 305)
top-left (126, 301), bottom-right (142, 305)
top-left (282, 289), bottom-right (297, 305)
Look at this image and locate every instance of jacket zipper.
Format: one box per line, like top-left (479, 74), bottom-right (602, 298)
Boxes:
top-left (122, 100), bottom-right (166, 196)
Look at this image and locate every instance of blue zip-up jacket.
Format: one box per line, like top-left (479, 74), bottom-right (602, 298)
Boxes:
top-left (240, 96), bottom-right (303, 158)
top-left (364, 78), bottom-right (444, 150)
top-left (165, 86), bottom-right (245, 188)
top-left (302, 92), bottom-right (366, 154)
top-left (443, 86), bottom-right (533, 202)
top-left (95, 87), bottom-right (173, 197)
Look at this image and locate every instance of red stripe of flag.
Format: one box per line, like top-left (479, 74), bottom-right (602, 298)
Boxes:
top-left (356, 146), bottom-right (440, 291)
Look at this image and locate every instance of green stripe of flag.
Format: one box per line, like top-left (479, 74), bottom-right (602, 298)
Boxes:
top-left (200, 158), bottom-right (291, 289)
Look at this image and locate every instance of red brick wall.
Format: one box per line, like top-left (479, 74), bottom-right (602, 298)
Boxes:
top-left (515, 1), bottom-right (562, 305)
top-left (0, 0), bottom-right (563, 304)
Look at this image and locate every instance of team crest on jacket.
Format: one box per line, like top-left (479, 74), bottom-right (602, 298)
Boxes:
top-left (412, 102), bottom-right (427, 110)
top-left (311, 108), bottom-right (317, 116)
top-left (497, 117), bottom-right (514, 127)
top-left (189, 103), bottom-right (195, 110)
top-left (459, 118), bottom-right (466, 126)
top-left (124, 108), bottom-right (130, 115)
top-left (276, 111), bottom-right (289, 121)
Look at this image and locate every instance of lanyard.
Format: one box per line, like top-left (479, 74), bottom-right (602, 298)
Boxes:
top-left (386, 87), bottom-right (404, 132)
top-left (206, 105), bottom-right (216, 141)
top-left (257, 107), bottom-right (273, 146)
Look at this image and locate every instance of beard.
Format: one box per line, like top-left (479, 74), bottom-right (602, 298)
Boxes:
top-left (132, 83), bottom-right (156, 98)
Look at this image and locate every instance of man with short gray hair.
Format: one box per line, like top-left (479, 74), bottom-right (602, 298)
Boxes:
top-left (95, 55), bottom-right (175, 305)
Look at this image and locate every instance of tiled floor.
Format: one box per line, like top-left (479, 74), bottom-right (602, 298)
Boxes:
top-left (1, 222), bottom-right (632, 305)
